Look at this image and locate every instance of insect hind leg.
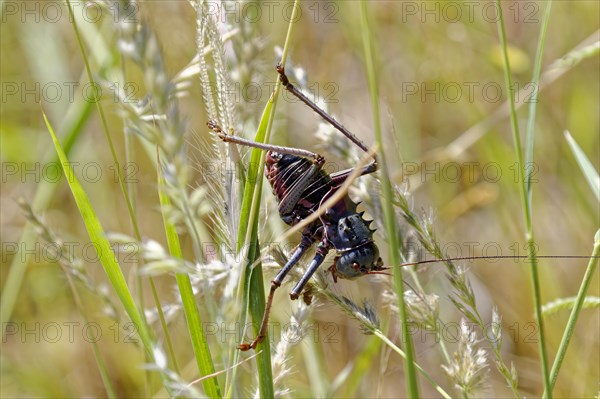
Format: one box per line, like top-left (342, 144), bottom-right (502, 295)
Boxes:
top-left (276, 64), bottom-right (378, 168)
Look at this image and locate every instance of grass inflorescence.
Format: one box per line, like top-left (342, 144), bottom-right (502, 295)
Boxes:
top-left (2, 1), bottom-right (599, 398)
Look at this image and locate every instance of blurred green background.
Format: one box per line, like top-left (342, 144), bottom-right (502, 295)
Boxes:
top-left (1, 1), bottom-right (598, 397)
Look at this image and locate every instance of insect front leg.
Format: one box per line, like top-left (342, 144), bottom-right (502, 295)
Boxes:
top-left (289, 239), bottom-right (330, 300)
top-left (238, 229), bottom-right (317, 351)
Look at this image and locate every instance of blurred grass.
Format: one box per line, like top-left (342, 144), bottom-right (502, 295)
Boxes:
top-left (1, 1), bottom-right (599, 398)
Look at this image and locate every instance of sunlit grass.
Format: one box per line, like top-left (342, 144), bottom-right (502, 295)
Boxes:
top-left (1, 1), bottom-right (598, 398)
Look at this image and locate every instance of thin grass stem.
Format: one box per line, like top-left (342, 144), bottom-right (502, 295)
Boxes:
top-left (494, 1), bottom-right (551, 396)
top-left (546, 233), bottom-right (600, 394)
top-left (360, 2), bottom-right (420, 397)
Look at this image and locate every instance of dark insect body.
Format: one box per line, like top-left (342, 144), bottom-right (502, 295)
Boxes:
top-left (265, 150), bottom-right (383, 282)
top-left (208, 64), bottom-right (384, 351)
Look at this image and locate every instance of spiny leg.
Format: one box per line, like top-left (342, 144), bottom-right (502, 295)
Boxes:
top-left (276, 63), bottom-right (378, 177)
top-left (239, 231), bottom-right (316, 351)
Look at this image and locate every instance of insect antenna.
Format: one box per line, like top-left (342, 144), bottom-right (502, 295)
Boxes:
top-left (396, 254), bottom-right (598, 268)
top-left (366, 270), bottom-right (392, 276)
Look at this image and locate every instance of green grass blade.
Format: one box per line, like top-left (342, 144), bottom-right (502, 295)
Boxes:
top-left (239, 104), bottom-right (277, 398)
top-left (0, 65), bottom-right (94, 341)
top-left (1, 228), bottom-right (37, 340)
top-left (63, 6), bottom-right (182, 389)
top-left (65, 0), bottom-right (142, 240)
top-left (246, 233), bottom-right (272, 397)
top-left (43, 110), bottom-right (154, 355)
top-left (157, 161), bottom-right (221, 398)
top-left (525, 1), bottom-right (552, 198)
top-left (231, 2), bottom-right (300, 398)
top-left (236, 100), bottom-right (275, 251)
top-left (495, 2), bottom-right (551, 395)
top-left (564, 131), bottom-right (600, 202)
top-left (360, 2), bottom-right (420, 397)
top-left (228, 99), bottom-right (274, 399)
